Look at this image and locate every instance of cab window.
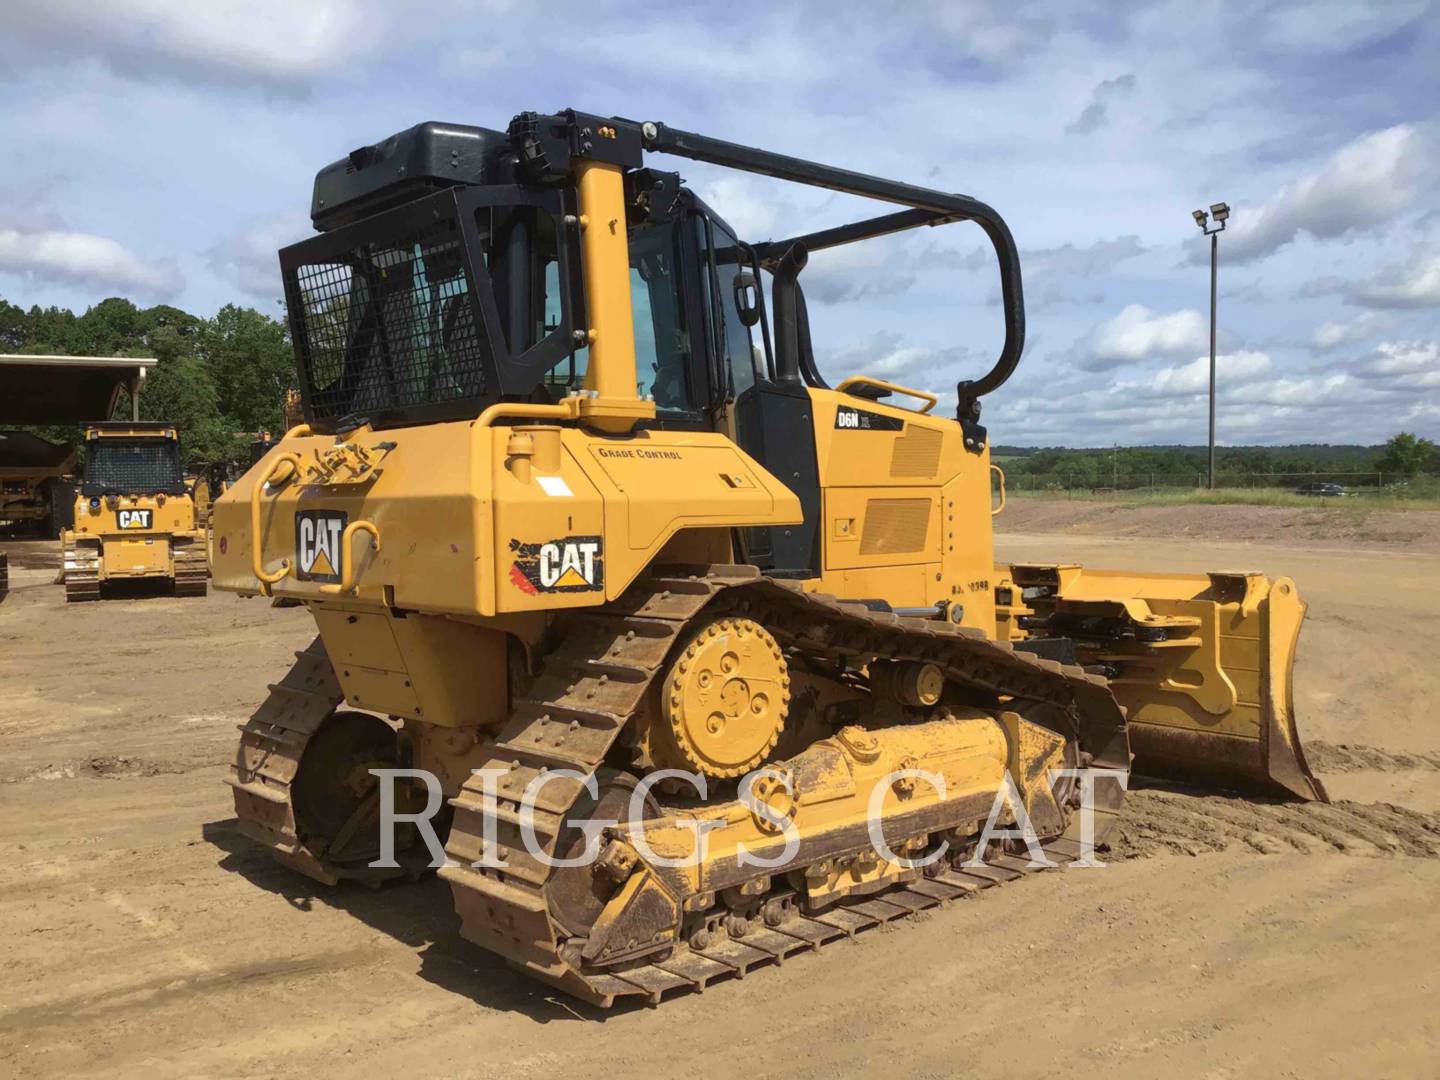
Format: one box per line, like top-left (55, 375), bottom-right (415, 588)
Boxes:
top-left (541, 220), bottom-right (698, 416)
top-left (713, 221), bottom-right (758, 398)
top-left (695, 215), bottom-right (759, 400)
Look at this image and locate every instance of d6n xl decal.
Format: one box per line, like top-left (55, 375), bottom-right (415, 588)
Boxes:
top-left (835, 404), bottom-right (904, 431)
top-left (295, 509), bottom-right (347, 583)
top-left (509, 536), bottom-right (604, 594)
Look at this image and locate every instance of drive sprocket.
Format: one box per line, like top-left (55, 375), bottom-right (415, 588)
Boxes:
top-left (652, 614), bottom-right (790, 778)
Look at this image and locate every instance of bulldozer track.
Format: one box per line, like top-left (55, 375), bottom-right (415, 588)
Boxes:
top-left (439, 564), bottom-right (1130, 1007)
top-left (226, 638), bottom-right (353, 885)
top-left (172, 538), bottom-right (209, 597)
top-left (61, 535), bottom-right (100, 603)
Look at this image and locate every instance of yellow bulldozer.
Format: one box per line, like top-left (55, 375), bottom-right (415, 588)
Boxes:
top-left (62, 422), bottom-right (208, 601)
top-left (212, 112), bottom-right (1324, 1007)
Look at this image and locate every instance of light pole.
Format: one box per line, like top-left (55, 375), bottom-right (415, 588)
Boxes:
top-left (1192, 202), bottom-right (1228, 489)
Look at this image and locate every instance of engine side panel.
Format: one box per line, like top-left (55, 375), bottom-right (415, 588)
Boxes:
top-left (211, 421), bottom-right (802, 617)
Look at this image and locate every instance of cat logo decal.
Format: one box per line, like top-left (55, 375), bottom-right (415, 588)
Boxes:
top-left (509, 536), bottom-right (603, 595)
top-left (295, 510), bottom-right (347, 583)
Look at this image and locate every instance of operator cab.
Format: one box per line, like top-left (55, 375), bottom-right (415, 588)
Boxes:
top-left (286, 121), bottom-right (822, 570)
top-left (282, 113), bottom-right (1024, 576)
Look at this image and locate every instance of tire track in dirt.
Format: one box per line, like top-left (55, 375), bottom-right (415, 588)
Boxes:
top-left (1113, 787), bottom-right (1440, 860)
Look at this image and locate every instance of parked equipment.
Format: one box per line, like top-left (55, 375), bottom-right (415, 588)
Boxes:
top-left (189, 461), bottom-right (235, 531)
top-left (62, 423), bottom-right (207, 601)
top-left (0, 431), bottom-right (77, 537)
top-left (213, 112), bottom-right (1325, 1006)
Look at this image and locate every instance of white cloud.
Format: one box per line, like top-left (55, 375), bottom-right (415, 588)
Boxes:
top-left (1065, 74), bottom-right (1137, 136)
top-left (803, 241), bottom-right (917, 305)
top-left (0, 227), bottom-right (182, 298)
top-left (1199, 125), bottom-right (1434, 265)
top-left (1023, 236), bottom-right (1147, 306)
top-left (1145, 350), bottom-right (1272, 397)
top-left (1312, 313), bottom-right (1387, 351)
top-left (818, 331), bottom-right (973, 398)
top-left (1082, 304), bottom-right (1208, 369)
top-left (1258, 1), bottom-right (1430, 53)
top-left (928, 1), bottom-right (1056, 65)
top-left (207, 216), bottom-right (311, 301)
top-left (1353, 340), bottom-right (1440, 389)
top-left (1348, 242), bottom-right (1440, 308)
top-left (3, 0), bottom-right (394, 89)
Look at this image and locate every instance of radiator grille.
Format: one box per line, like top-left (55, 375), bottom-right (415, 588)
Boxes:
top-left (289, 214), bottom-right (489, 422)
top-left (889, 425), bottom-right (943, 478)
top-left (860, 498), bottom-right (931, 555)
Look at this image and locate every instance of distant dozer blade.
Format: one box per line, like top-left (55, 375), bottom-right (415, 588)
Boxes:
top-left (1008, 564), bottom-right (1328, 802)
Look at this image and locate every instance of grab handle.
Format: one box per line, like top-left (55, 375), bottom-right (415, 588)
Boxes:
top-left (990, 464), bottom-right (1006, 516)
top-left (318, 520), bottom-right (381, 597)
top-left (834, 376), bottom-right (937, 414)
top-left (250, 453), bottom-right (302, 594)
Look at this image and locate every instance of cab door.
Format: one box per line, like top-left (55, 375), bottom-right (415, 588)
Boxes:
top-left (692, 212), bottom-right (822, 575)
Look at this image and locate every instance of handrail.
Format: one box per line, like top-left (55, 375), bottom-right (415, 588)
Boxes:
top-left (250, 452), bottom-right (303, 595)
top-left (990, 464), bottom-right (1006, 516)
top-left (474, 398), bottom-right (581, 429)
top-left (469, 396), bottom-right (585, 466)
top-left (835, 376), bottom-right (937, 414)
top-left (318, 520), bottom-right (381, 597)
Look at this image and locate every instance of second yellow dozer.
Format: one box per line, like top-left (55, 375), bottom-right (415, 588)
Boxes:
top-left (213, 111), bottom-right (1325, 1006)
top-left (62, 423), bottom-right (208, 601)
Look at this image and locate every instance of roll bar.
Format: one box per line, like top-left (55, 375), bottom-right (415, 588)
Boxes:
top-left (507, 110), bottom-right (1026, 422)
top-left (635, 121), bottom-right (1026, 420)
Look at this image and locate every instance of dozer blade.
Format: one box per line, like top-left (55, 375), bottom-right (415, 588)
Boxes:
top-left (1008, 565), bottom-right (1328, 802)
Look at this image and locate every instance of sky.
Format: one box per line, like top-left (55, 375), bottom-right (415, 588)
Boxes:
top-left (1, 0), bottom-right (1437, 447)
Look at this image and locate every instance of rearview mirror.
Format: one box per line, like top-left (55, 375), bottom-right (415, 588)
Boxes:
top-left (733, 272), bottom-right (761, 327)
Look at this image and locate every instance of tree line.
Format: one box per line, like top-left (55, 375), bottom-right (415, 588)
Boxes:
top-left (3, 293), bottom-right (1435, 483)
top-left (1, 296), bottom-right (297, 467)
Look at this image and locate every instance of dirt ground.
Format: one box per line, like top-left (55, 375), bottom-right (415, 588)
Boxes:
top-left (1000, 495), bottom-right (1440, 553)
top-left (2, 513), bottom-right (1438, 1079)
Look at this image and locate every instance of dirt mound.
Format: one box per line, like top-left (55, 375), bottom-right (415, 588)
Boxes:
top-left (1113, 787), bottom-right (1440, 860)
top-left (7, 755), bottom-right (186, 783)
top-left (999, 498), bottom-right (1440, 552)
top-left (1306, 740), bottom-right (1440, 773)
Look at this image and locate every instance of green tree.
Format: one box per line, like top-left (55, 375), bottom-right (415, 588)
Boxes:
top-left (0, 299), bottom-right (28, 350)
top-left (199, 305), bottom-right (297, 437)
top-left (138, 352), bottom-right (235, 464)
top-left (1376, 432), bottom-right (1437, 476)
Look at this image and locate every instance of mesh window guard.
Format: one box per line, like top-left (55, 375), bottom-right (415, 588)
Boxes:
top-left (84, 441), bottom-right (185, 496)
top-left (291, 213), bottom-right (490, 422)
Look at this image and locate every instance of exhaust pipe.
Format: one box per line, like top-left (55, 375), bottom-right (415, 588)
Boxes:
top-left (770, 242), bottom-right (808, 387)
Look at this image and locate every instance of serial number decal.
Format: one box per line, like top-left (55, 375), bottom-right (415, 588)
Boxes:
top-left (295, 509), bottom-right (347, 583)
top-left (117, 509), bottom-right (153, 529)
top-left (509, 535), bottom-right (604, 594)
top-left (835, 405), bottom-right (904, 431)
